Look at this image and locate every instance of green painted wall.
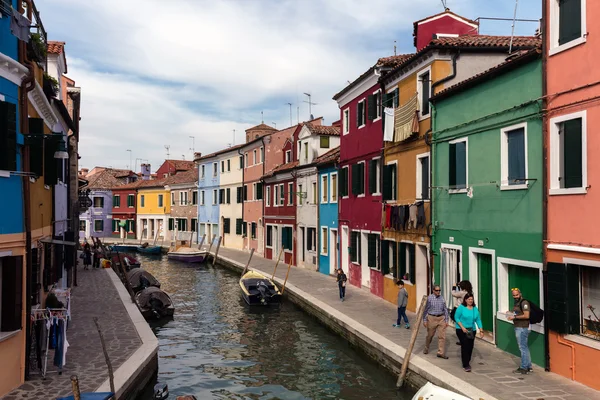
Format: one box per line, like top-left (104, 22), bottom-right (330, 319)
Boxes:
top-left (431, 57), bottom-right (544, 364)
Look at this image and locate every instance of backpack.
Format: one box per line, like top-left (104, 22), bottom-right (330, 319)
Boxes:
top-left (520, 299), bottom-right (544, 324)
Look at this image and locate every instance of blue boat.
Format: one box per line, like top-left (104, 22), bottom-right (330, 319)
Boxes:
top-left (110, 244), bottom-right (138, 252)
top-left (137, 245), bottom-right (163, 255)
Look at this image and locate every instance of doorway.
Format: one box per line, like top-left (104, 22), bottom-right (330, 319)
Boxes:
top-left (341, 226), bottom-right (348, 272)
top-left (330, 229), bottom-right (338, 275)
top-left (478, 254), bottom-right (494, 333)
top-left (361, 232), bottom-right (370, 288)
top-left (440, 246), bottom-right (461, 309)
top-left (300, 226), bottom-right (305, 265)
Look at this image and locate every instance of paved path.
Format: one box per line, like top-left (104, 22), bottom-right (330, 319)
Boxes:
top-left (3, 261), bottom-right (142, 400)
top-left (215, 246), bottom-right (600, 400)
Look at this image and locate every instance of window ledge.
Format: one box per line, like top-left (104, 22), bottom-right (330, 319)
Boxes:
top-left (549, 187), bottom-right (588, 196)
top-left (419, 113), bottom-right (431, 122)
top-left (496, 312), bottom-right (544, 334)
top-left (448, 188), bottom-right (467, 194)
top-left (357, 194), bottom-right (365, 198)
top-left (0, 170), bottom-right (10, 178)
top-left (500, 184), bottom-right (529, 191)
top-left (321, 252), bottom-right (328, 256)
top-left (549, 37), bottom-right (586, 56)
top-left (373, 117), bottom-right (382, 123)
top-left (0, 330), bottom-right (21, 343)
top-left (358, 124), bottom-right (366, 129)
top-left (564, 334), bottom-right (600, 350)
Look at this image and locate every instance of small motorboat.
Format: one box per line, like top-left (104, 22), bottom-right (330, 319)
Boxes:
top-left (110, 244), bottom-right (138, 253)
top-left (111, 253), bottom-right (141, 271)
top-left (412, 382), bottom-right (472, 400)
top-left (127, 268), bottom-right (161, 292)
top-left (239, 270), bottom-right (282, 306)
top-left (135, 286), bottom-right (175, 320)
top-left (167, 246), bottom-right (207, 263)
top-left (137, 243), bottom-right (163, 255)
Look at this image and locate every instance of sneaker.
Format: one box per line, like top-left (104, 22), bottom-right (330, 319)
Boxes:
top-left (342, 298), bottom-right (345, 302)
top-left (405, 323), bottom-right (410, 329)
top-left (527, 367), bottom-right (533, 373)
top-left (513, 368), bottom-right (529, 375)
top-left (464, 366), bottom-right (471, 372)
top-left (392, 324), bottom-right (400, 328)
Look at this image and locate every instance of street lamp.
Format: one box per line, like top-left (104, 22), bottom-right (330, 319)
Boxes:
top-left (54, 137), bottom-right (68, 159)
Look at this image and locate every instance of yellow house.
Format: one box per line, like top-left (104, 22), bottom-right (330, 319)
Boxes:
top-left (136, 180), bottom-right (170, 240)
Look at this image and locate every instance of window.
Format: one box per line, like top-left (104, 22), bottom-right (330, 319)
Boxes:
top-left (321, 227), bottom-right (328, 255)
top-left (201, 165), bottom-right (205, 178)
top-left (253, 149), bottom-right (257, 164)
top-left (550, 0), bottom-right (585, 54)
top-left (398, 243), bottom-right (416, 283)
top-left (351, 162), bottom-right (365, 196)
top-left (223, 218), bottom-right (231, 234)
top-left (239, 155), bottom-right (244, 169)
top-left (320, 136), bottom-right (330, 148)
top-left (368, 159), bottom-right (381, 195)
top-left (321, 175), bottom-right (328, 203)
top-left (180, 191), bottom-right (189, 205)
top-left (260, 147), bottom-right (264, 163)
top-left (383, 163), bottom-right (397, 201)
top-left (79, 220), bottom-right (86, 231)
top-left (416, 153), bottom-right (430, 200)
top-left (550, 112), bottom-right (587, 195)
top-left (285, 150), bottom-right (291, 163)
top-left (113, 195), bottom-right (120, 207)
top-left (235, 218), bottom-right (243, 235)
top-left (158, 194), bottom-right (164, 207)
top-left (243, 185), bottom-right (248, 201)
top-left (192, 191), bottom-right (198, 205)
top-left (200, 190), bottom-right (205, 205)
top-left (274, 185), bottom-right (279, 206)
top-left (330, 173), bottom-right (337, 202)
top-left (219, 188), bottom-right (225, 204)
top-left (227, 159), bottom-right (231, 172)
top-left (581, 266), bottom-right (600, 339)
top-left (226, 188), bottom-right (231, 204)
top-left (357, 99), bottom-right (366, 127)
top-left (339, 166), bottom-right (349, 197)
top-left (266, 186), bottom-right (271, 206)
top-left (384, 88), bottom-right (399, 108)
top-left (418, 69), bottom-right (431, 117)
top-left (253, 182), bottom-right (263, 201)
top-left (312, 181), bottom-right (317, 204)
top-left (245, 153), bottom-right (249, 167)
top-left (236, 187), bottom-right (243, 203)
top-left (282, 227), bottom-right (293, 250)
top-left (0, 256), bottom-right (24, 332)
top-left (381, 240), bottom-right (397, 277)
top-left (307, 227), bottom-right (316, 251)
top-left (350, 231), bottom-right (361, 264)
top-left (367, 233), bottom-right (380, 270)
top-left (221, 160), bottom-right (225, 173)
top-left (140, 195), bottom-right (145, 207)
top-left (127, 194), bottom-right (135, 207)
top-left (368, 90), bottom-right (382, 121)
top-left (251, 222), bottom-right (257, 239)
top-left (298, 184), bottom-right (303, 203)
top-left (449, 139), bottom-right (467, 192)
top-left (168, 218), bottom-right (175, 231)
top-left (176, 218), bottom-right (188, 231)
top-left (288, 183), bottom-right (293, 205)
top-left (93, 197), bottom-right (104, 208)
top-left (94, 219), bottom-right (103, 232)
top-left (191, 218), bottom-right (198, 232)
top-left (266, 225), bottom-right (273, 247)
top-left (213, 162), bottom-right (218, 176)
top-left (343, 108), bottom-right (350, 135)
top-left (171, 192), bottom-right (176, 206)
top-left (304, 142), bottom-right (308, 160)
top-left (112, 219), bottom-right (119, 232)
top-left (212, 189), bottom-right (217, 205)
top-left (500, 124), bottom-right (527, 189)
top-left (280, 183), bottom-right (285, 205)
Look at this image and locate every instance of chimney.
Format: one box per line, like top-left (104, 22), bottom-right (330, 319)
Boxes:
top-left (79, 168), bottom-right (89, 177)
top-left (141, 163), bottom-right (151, 180)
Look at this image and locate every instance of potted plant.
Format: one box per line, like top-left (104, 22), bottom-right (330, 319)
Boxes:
top-left (43, 72), bottom-right (59, 99)
top-left (27, 33), bottom-right (46, 63)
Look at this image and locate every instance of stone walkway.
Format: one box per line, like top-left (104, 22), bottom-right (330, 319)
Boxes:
top-left (3, 261), bottom-right (142, 400)
top-left (214, 247), bottom-right (600, 400)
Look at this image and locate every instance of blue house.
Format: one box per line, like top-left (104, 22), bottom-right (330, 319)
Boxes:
top-left (317, 148), bottom-right (340, 275)
top-left (195, 152), bottom-right (220, 245)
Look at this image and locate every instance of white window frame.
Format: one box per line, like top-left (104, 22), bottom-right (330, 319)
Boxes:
top-left (304, 142), bottom-right (308, 161)
top-left (274, 185), bottom-right (279, 207)
top-left (288, 182), bottom-right (293, 205)
top-left (158, 194), bottom-right (164, 207)
top-left (192, 190), bottom-right (198, 205)
top-left (266, 185), bottom-right (271, 207)
top-left (253, 149), bottom-right (257, 165)
top-left (342, 166), bottom-right (350, 199)
top-left (500, 122), bottom-right (529, 191)
top-left (361, 231), bottom-right (369, 267)
top-left (227, 159), bottom-right (231, 172)
top-left (213, 162), bottom-right (218, 177)
top-left (94, 219), bottom-right (103, 232)
top-left (373, 89), bottom-right (382, 122)
top-left (321, 226), bottom-right (329, 256)
top-left (549, 0), bottom-right (587, 56)
top-left (279, 183), bottom-right (285, 205)
top-left (417, 65), bottom-right (432, 120)
top-left (245, 153), bottom-right (249, 167)
top-left (416, 152), bottom-right (431, 200)
top-left (448, 137), bottom-right (468, 194)
top-left (221, 160), bottom-right (225, 173)
top-left (343, 108), bottom-right (350, 135)
top-left (265, 224), bottom-right (274, 249)
top-left (201, 165), bottom-right (205, 178)
top-left (549, 110), bottom-right (588, 195)
top-left (351, 230), bottom-right (361, 264)
top-left (372, 157), bottom-right (381, 196)
top-left (200, 190), bottom-right (205, 206)
top-left (321, 174), bottom-right (329, 204)
top-left (252, 182), bottom-right (257, 201)
top-left (285, 150), bottom-right (291, 163)
top-left (212, 189), bottom-right (217, 205)
top-left (127, 194), bottom-right (134, 208)
top-left (357, 160), bottom-right (366, 198)
top-left (298, 183), bottom-right (303, 204)
top-left (357, 98), bottom-right (366, 129)
top-left (330, 172), bottom-right (338, 203)
top-left (260, 147), bottom-right (264, 164)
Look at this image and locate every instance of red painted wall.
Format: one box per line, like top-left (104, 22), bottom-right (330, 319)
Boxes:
top-left (414, 14), bottom-right (478, 51)
top-left (370, 269), bottom-right (383, 297)
top-left (112, 188), bottom-right (137, 216)
top-left (349, 263), bottom-right (361, 287)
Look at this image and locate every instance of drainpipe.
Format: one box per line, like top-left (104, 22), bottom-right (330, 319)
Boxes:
top-left (237, 147), bottom-right (245, 248)
top-left (541, 0), bottom-right (551, 373)
top-left (19, 0), bottom-right (37, 380)
top-left (556, 334), bottom-right (575, 380)
top-left (424, 127), bottom-right (433, 293)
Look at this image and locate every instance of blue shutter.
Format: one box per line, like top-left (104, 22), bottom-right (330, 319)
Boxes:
top-left (507, 128), bottom-right (526, 185)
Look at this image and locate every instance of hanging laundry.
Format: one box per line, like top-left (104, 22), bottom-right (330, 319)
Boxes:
top-left (409, 204), bottom-right (418, 229)
top-left (416, 201), bottom-right (426, 228)
top-left (385, 205), bottom-right (392, 228)
top-left (10, 7), bottom-right (30, 43)
top-left (383, 107), bottom-right (395, 141)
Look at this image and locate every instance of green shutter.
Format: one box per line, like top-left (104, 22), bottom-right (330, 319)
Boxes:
top-left (399, 243), bottom-right (406, 277)
top-left (43, 136), bottom-right (59, 186)
top-left (236, 218), bottom-right (243, 235)
top-left (224, 218), bottom-right (230, 234)
top-left (243, 222), bottom-right (247, 236)
top-left (243, 185), bottom-right (248, 201)
top-left (391, 242), bottom-right (398, 278)
top-left (28, 118), bottom-right (44, 176)
top-left (449, 143), bottom-right (457, 187)
top-left (547, 262), bottom-right (580, 334)
top-left (367, 94), bottom-right (376, 121)
top-left (563, 118), bottom-right (582, 188)
top-left (369, 159), bottom-right (377, 194)
top-left (168, 218), bottom-right (174, 231)
top-left (381, 240), bottom-right (390, 275)
top-left (359, 163), bottom-right (365, 194)
top-left (0, 101), bottom-right (17, 172)
top-left (408, 244), bottom-right (416, 284)
top-left (394, 88), bottom-right (399, 108)
top-left (351, 164), bottom-right (359, 195)
top-left (558, 0), bottom-right (582, 45)
top-left (256, 182), bottom-right (263, 200)
top-left (367, 234), bottom-right (376, 268)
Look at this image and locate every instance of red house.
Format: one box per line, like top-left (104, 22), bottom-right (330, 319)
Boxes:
top-left (155, 159), bottom-right (195, 178)
top-left (332, 55), bottom-right (411, 295)
top-left (413, 9), bottom-right (479, 51)
top-left (111, 180), bottom-right (140, 239)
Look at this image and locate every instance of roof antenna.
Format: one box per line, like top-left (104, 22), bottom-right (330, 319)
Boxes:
top-left (233, 129), bottom-right (236, 145)
top-left (440, 0), bottom-right (448, 10)
top-left (509, 0), bottom-right (519, 54)
top-left (261, 111), bottom-right (264, 124)
top-left (164, 145), bottom-right (170, 159)
top-left (394, 40), bottom-right (397, 56)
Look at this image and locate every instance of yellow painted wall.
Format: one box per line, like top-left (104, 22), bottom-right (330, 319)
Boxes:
top-left (137, 188), bottom-right (170, 215)
top-left (382, 276), bottom-right (418, 311)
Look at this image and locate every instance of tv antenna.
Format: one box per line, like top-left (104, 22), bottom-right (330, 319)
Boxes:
top-left (232, 129), bottom-right (236, 145)
top-left (286, 103), bottom-right (293, 127)
top-left (509, 0), bottom-right (519, 54)
top-left (189, 136), bottom-right (195, 154)
top-left (303, 93), bottom-right (317, 120)
top-left (164, 145), bottom-right (170, 159)
top-left (272, 122), bottom-right (277, 129)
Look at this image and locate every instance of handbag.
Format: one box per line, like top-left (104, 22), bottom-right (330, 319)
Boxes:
top-left (463, 307), bottom-right (476, 339)
top-left (342, 280), bottom-right (346, 287)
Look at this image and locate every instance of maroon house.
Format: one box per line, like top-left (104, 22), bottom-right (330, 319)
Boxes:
top-left (111, 181), bottom-right (140, 239)
top-left (155, 159), bottom-right (195, 178)
top-left (332, 55), bottom-right (411, 293)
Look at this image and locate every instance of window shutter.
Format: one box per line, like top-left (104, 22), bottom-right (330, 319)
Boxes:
top-left (421, 73), bottom-right (430, 114)
top-left (391, 242), bottom-right (398, 278)
top-left (367, 235), bottom-right (376, 268)
top-left (547, 262), bottom-right (580, 334)
top-left (226, 188), bottom-right (231, 204)
top-left (563, 118), bottom-right (583, 188)
top-left (243, 185), bottom-right (248, 201)
top-left (236, 187), bottom-right (242, 203)
top-left (351, 164), bottom-right (359, 195)
top-left (559, 0), bottom-right (582, 45)
top-left (421, 157), bottom-right (430, 200)
top-left (224, 218), bottom-right (230, 234)
top-left (369, 159), bottom-right (377, 194)
top-left (256, 182), bottom-right (263, 200)
top-left (236, 219), bottom-right (243, 235)
top-left (399, 243), bottom-right (406, 277)
top-left (28, 118), bottom-right (44, 176)
top-left (1, 256), bottom-right (23, 331)
top-left (449, 143), bottom-right (457, 187)
top-left (382, 165), bottom-right (392, 200)
top-left (507, 129), bottom-right (526, 185)
top-left (381, 240), bottom-right (390, 275)
top-left (168, 218), bottom-right (174, 231)
top-left (359, 163), bottom-right (365, 194)
top-left (393, 88), bottom-right (399, 108)
top-left (43, 136), bottom-right (59, 186)
top-left (0, 101), bottom-right (17, 172)
top-left (367, 94), bottom-right (376, 121)
top-left (307, 229), bottom-right (313, 251)
top-left (356, 102), bottom-right (361, 127)
top-left (282, 227), bottom-right (288, 250)
top-left (408, 244), bottom-right (416, 284)
top-left (243, 222), bottom-right (247, 236)
top-left (350, 232), bottom-right (357, 262)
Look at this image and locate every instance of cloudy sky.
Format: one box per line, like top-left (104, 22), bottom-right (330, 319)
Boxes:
top-left (40, 0), bottom-right (540, 172)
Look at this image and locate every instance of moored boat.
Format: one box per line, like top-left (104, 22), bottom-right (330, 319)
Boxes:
top-left (411, 382), bottom-right (472, 400)
top-left (167, 246), bottom-right (207, 263)
top-left (110, 244), bottom-right (138, 252)
top-left (135, 286), bottom-right (175, 320)
top-left (137, 244), bottom-right (163, 254)
top-left (239, 270), bottom-right (282, 306)
top-left (127, 268), bottom-right (161, 292)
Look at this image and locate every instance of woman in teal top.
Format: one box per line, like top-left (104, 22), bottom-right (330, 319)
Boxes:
top-left (454, 293), bottom-right (484, 372)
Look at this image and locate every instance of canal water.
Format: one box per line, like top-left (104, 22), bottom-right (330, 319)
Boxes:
top-left (136, 254), bottom-right (416, 399)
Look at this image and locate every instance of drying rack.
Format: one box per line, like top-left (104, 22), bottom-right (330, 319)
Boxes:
top-left (29, 307), bottom-right (69, 378)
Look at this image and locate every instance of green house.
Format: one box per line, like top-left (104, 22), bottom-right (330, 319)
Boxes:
top-left (430, 50), bottom-right (544, 365)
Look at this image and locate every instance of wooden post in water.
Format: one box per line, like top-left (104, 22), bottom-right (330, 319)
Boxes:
top-left (271, 247), bottom-right (283, 280)
top-left (396, 295), bottom-right (428, 388)
top-left (197, 233), bottom-right (206, 250)
top-left (93, 317), bottom-right (115, 395)
top-left (280, 261), bottom-right (292, 295)
top-left (241, 248), bottom-right (255, 276)
top-left (189, 230), bottom-right (194, 247)
top-left (207, 234), bottom-right (216, 256)
top-left (212, 236), bottom-right (222, 266)
top-left (70, 375), bottom-right (81, 400)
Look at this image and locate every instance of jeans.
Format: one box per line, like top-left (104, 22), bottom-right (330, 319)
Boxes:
top-left (397, 307), bottom-right (408, 324)
top-left (456, 329), bottom-right (475, 368)
top-left (338, 284), bottom-right (346, 299)
top-left (515, 327), bottom-right (532, 369)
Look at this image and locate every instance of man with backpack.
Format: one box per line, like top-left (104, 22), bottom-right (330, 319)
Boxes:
top-left (507, 288), bottom-right (541, 375)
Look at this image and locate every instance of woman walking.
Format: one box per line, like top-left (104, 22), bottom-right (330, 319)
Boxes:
top-left (83, 242), bottom-right (92, 270)
top-left (454, 293), bottom-right (484, 372)
top-left (336, 268), bottom-right (347, 302)
top-left (452, 280), bottom-right (472, 345)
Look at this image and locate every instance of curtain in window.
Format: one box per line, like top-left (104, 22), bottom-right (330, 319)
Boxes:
top-left (441, 249), bottom-right (457, 308)
top-left (508, 128), bottom-right (526, 185)
top-left (582, 267), bottom-right (600, 335)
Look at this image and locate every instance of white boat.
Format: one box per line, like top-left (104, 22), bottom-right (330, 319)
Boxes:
top-left (412, 382), bottom-right (472, 400)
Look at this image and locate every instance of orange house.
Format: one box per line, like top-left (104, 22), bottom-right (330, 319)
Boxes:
top-left (544, 0), bottom-right (600, 391)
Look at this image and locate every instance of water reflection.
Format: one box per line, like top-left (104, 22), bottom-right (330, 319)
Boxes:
top-left (137, 255), bottom-right (414, 399)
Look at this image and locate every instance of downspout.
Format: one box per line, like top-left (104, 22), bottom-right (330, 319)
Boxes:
top-left (237, 147), bottom-right (245, 248)
top-left (556, 334), bottom-right (575, 380)
top-left (19, 0), bottom-right (37, 380)
top-left (541, 1), bottom-right (551, 373)
top-left (376, 67), bottom-right (389, 276)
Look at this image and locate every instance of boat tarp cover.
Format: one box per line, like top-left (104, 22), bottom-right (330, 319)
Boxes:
top-left (127, 269), bottom-right (160, 289)
top-left (136, 287), bottom-right (172, 307)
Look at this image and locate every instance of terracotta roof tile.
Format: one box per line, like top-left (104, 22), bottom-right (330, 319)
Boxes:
top-left (246, 123), bottom-right (277, 132)
top-left (315, 147), bottom-right (340, 166)
top-left (377, 54), bottom-right (414, 68)
top-left (164, 169), bottom-right (197, 186)
top-left (47, 41), bottom-right (65, 54)
top-left (164, 159), bottom-right (195, 171)
top-left (195, 143), bottom-right (245, 162)
top-left (306, 124), bottom-right (340, 136)
top-left (87, 168), bottom-right (136, 190)
top-left (264, 160), bottom-right (298, 178)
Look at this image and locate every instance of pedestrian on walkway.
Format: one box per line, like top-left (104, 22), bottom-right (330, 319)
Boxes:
top-left (423, 285), bottom-right (449, 359)
top-left (455, 293), bottom-right (484, 372)
top-left (451, 280), bottom-right (472, 345)
top-left (393, 280), bottom-right (409, 328)
top-left (83, 242), bottom-right (92, 270)
top-left (336, 268), bottom-right (347, 301)
top-left (507, 288), bottom-right (532, 374)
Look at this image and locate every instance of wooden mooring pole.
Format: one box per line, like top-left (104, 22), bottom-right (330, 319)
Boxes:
top-left (70, 375), bottom-right (81, 400)
top-left (241, 248), bottom-right (255, 276)
top-left (207, 234), bottom-right (216, 256)
top-left (197, 233), bottom-right (206, 250)
top-left (280, 261), bottom-right (293, 295)
top-left (93, 317), bottom-right (115, 395)
top-left (396, 295), bottom-right (428, 388)
top-left (212, 236), bottom-right (222, 266)
top-left (271, 247), bottom-right (284, 280)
